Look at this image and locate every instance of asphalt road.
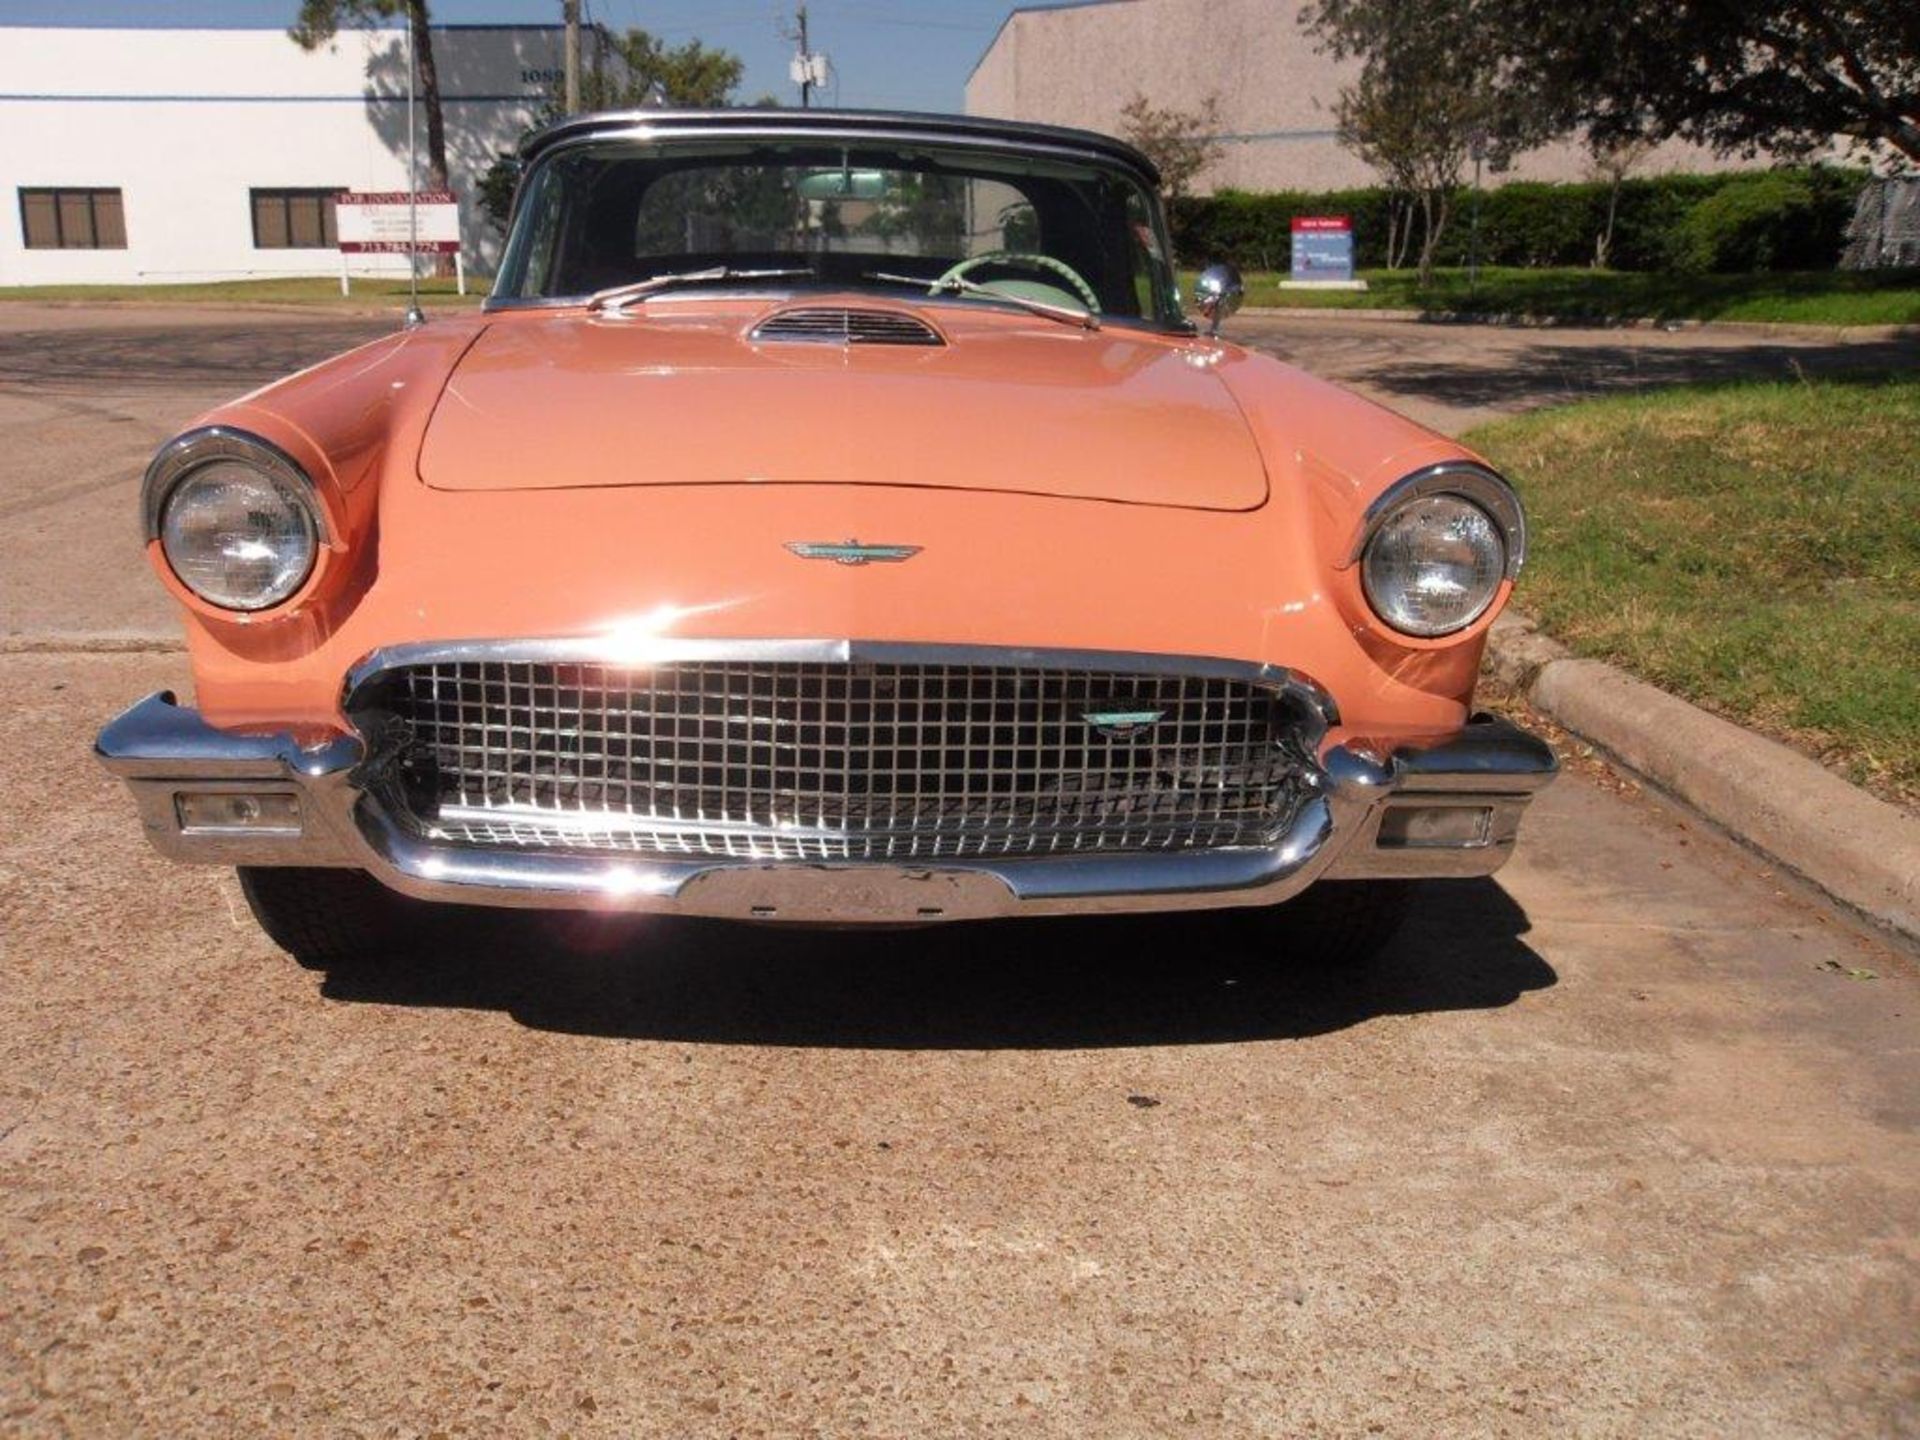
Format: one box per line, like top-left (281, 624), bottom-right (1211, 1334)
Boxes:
top-left (2, 304), bottom-right (1916, 1436)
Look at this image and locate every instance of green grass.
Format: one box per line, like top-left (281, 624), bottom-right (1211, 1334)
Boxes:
top-left (1194, 266), bottom-right (1920, 326)
top-left (0, 276), bottom-right (485, 307)
top-left (1466, 375), bottom-right (1920, 807)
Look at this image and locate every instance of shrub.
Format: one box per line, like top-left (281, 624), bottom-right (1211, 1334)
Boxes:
top-left (1170, 188), bottom-right (1395, 270)
top-left (1449, 181), bottom-right (1601, 268)
top-left (1605, 174), bottom-right (1728, 270)
top-left (1671, 172), bottom-right (1820, 273)
top-left (1170, 168), bottom-right (1869, 274)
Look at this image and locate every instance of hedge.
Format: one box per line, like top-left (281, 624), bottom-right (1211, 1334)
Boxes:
top-left (1168, 167), bottom-right (1869, 274)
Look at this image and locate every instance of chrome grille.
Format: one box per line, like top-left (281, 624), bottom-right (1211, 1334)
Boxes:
top-left (749, 307), bottom-right (944, 346)
top-left (364, 660), bottom-right (1307, 862)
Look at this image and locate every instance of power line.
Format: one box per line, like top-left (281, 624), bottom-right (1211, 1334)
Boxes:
top-left (816, 6), bottom-right (991, 30)
top-left (634, 3), bottom-right (782, 24)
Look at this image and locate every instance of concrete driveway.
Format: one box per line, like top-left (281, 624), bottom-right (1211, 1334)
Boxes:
top-left (2, 305), bottom-right (1916, 1436)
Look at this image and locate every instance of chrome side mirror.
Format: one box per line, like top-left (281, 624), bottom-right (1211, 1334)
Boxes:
top-left (1193, 263), bottom-right (1244, 337)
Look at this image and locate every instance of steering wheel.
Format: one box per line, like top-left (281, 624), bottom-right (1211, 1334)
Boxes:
top-left (934, 251), bottom-right (1102, 313)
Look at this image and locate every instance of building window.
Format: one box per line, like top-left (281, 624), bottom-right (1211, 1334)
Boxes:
top-left (251, 188), bottom-right (340, 249)
top-left (19, 188), bottom-right (126, 249)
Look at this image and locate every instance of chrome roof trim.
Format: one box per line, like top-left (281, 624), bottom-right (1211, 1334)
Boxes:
top-left (518, 106), bottom-right (1159, 184)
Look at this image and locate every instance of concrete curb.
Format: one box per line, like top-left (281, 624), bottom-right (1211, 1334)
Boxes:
top-left (1486, 615), bottom-right (1920, 940)
top-left (1238, 306), bottom-right (1920, 342)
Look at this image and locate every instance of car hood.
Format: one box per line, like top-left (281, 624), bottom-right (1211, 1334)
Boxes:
top-left (417, 307), bottom-right (1269, 511)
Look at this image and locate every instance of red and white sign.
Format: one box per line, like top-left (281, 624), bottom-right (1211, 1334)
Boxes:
top-left (1290, 214), bottom-right (1355, 282)
top-left (336, 190), bottom-right (460, 255)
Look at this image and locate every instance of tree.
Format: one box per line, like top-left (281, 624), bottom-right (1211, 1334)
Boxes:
top-left (586, 29), bottom-right (743, 110)
top-left (477, 29), bottom-right (747, 235)
top-left (1118, 93), bottom-right (1225, 200)
top-left (1329, 57), bottom-right (1440, 274)
top-left (1474, 1), bottom-right (1919, 169)
top-left (1305, 0), bottom-right (1560, 283)
top-left (1585, 135), bottom-right (1658, 267)
top-left (292, 1), bottom-right (447, 191)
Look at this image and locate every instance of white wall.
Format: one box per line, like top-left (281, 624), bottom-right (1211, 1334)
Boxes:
top-left (0, 25), bottom-right (569, 286)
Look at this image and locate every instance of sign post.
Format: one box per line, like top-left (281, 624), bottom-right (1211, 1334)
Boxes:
top-left (335, 190), bottom-right (462, 297)
top-left (1282, 215), bottom-right (1368, 292)
top-left (1467, 130), bottom-right (1488, 294)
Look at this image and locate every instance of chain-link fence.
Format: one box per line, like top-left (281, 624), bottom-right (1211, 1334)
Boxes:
top-left (1841, 178), bottom-right (1920, 268)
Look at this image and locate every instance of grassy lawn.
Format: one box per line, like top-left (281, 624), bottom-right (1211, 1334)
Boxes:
top-left (0, 276), bottom-right (484, 307)
top-left (1466, 375), bottom-right (1919, 808)
top-left (1200, 266), bottom-right (1920, 326)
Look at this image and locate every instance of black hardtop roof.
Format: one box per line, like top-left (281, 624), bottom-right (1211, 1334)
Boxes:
top-left (519, 107), bottom-right (1161, 185)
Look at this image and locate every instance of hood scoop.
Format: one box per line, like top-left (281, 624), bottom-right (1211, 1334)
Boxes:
top-left (750, 306), bottom-right (944, 347)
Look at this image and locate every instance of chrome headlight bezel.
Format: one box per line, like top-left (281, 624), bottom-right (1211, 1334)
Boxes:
top-left (142, 427), bottom-right (327, 613)
top-left (1351, 462), bottom-right (1526, 639)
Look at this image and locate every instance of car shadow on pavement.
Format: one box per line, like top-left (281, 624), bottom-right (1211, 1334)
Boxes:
top-left (0, 320), bottom-right (395, 390)
top-left (316, 879), bottom-right (1554, 1048)
top-left (1356, 340), bottom-right (1918, 419)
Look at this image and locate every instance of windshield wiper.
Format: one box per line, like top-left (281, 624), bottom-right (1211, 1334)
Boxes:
top-left (862, 271), bottom-right (1101, 332)
top-left (585, 266), bottom-right (814, 313)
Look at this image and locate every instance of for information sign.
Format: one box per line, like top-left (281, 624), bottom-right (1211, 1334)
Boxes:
top-left (336, 190), bottom-right (460, 255)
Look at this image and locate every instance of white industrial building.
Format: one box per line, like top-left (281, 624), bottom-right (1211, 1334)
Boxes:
top-left (0, 24), bottom-right (581, 286)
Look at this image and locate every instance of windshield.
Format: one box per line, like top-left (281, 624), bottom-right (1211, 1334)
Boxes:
top-left (494, 137), bottom-right (1184, 329)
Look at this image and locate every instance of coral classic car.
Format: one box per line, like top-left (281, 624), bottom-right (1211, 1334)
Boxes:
top-left (96, 109), bottom-right (1554, 968)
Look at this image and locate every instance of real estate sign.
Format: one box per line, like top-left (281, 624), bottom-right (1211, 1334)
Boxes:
top-left (1290, 215), bottom-right (1354, 283)
top-left (336, 190), bottom-right (460, 255)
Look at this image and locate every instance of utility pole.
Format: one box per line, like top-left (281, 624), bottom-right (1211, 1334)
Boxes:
top-left (797, 4), bottom-right (811, 108)
top-left (782, 3), bottom-right (827, 108)
top-left (783, 4), bottom-right (827, 109)
top-left (404, 18), bottom-right (423, 327)
top-left (562, 0), bottom-right (580, 114)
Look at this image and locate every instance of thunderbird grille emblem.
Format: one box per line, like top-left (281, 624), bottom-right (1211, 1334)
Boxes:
top-left (786, 539), bottom-right (922, 566)
top-left (1083, 705), bottom-right (1167, 739)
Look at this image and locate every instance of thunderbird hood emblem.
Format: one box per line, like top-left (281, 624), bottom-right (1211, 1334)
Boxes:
top-left (786, 540), bottom-right (922, 566)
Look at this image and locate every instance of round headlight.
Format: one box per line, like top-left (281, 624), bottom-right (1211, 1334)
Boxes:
top-left (1362, 493), bottom-right (1506, 637)
top-left (159, 460), bottom-right (318, 611)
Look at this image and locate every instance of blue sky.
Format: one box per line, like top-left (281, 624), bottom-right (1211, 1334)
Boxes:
top-left (0, 0), bottom-right (1029, 111)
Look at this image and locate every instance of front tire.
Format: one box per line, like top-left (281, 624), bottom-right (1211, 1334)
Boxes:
top-left (1249, 880), bottom-right (1414, 964)
top-left (237, 866), bottom-right (419, 970)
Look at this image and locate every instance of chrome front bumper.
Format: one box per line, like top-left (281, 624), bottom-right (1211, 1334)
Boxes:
top-left (97, 687), bottom-right (1554, 922)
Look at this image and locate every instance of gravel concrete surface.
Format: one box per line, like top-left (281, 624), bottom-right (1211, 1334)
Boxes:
top-left (3, 306), bottom-right (1918, 1436)
top-left (0, 306), bottom-right (392, 644)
